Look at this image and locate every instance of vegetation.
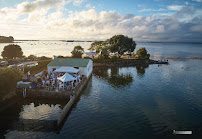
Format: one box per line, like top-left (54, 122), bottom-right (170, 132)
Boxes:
top-left (88, 35), bottom-right (136, 59)
top-left (38, 56), bottom-right (52, 61)
top-left (93, 55), bottom-right (105, 63)
top-left (1, 44), bottom-right (23, 59)
top-left (108, 35), bottom-right (136, 57)
top-left (24, 59), bottom-right (52, 74)
top-left (0, 36), bottom-right (14, 43)
top-left (110, 56), bottom-right (119, 63)
top-left (0, 68), bottom-right (23, 101)
top-left (136, 48), bottom-right (150, 59)
top-left (71, 45), bottom-right (84, 58)
top-left (88, 41), bottom-right (104, 52)
top-left (27, 55), bottom-right (37, 61)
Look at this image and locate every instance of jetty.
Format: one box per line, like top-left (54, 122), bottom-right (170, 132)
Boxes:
top-left (15, 58), bottom-right (93, 130)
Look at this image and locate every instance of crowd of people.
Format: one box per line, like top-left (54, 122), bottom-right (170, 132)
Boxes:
top-left (36, 71), bottom-right (83, 91)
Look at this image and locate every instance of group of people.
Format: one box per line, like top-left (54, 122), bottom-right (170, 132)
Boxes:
top-left (37, 71), bottom-right (83, 91)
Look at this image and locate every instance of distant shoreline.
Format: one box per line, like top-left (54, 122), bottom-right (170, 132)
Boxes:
top-left (12, 40), bottom-right (202, 44)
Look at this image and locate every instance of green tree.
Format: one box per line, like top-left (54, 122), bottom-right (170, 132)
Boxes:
top-left (28, 55), bottom-right (37, 61)
top-left (71, 45), bottom-right (84, 58)
top-left (108, 35), bottom-right (136, 57)
top-left (136, 48), bottom-right (150, 59)
top-left (88, 41), bottom-right (104, 52)
top-left (0, 68), bottom-right (23, 100)
top-left (1, 44), bottom-right (23, 59)
top-left (95, 41), bottom-right (110, 59)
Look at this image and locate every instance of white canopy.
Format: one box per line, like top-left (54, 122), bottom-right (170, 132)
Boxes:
top-left (57, 73), bottom-right (76, 82)
top-left (54, 67), bottom-right (80, 73)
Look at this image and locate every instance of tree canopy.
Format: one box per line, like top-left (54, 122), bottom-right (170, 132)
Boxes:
top-left (28, 55), bottom-right (37, 61)
top-left (108, 35), bottom-right (136, 56)
top-left (88, 41), bottom-right (104, 52)
top-left (136, 47), bottom-right (150, 59)
top-left (88, 35), bottom-right (137, 59)
top-left (71, 45), bottom-right (84, 58)
top-left (1, 44), bottom-right (23, 59)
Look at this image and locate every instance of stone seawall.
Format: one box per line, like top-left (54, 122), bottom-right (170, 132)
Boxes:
top-left (57, 74), bottom-right (91, 127)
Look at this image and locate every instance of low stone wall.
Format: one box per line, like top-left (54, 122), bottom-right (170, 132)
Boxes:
top-left (57, 75), bottom-right (90, 127)
top-left (16, 88), bottom-right (71, 100)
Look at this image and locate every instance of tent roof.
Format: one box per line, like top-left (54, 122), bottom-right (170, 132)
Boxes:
top-left (54, 67), bottom-right (80, 73)
top-left (48, 58), bottom-right (91, 67)
top-left (57, 73), bottom-right (76, 82)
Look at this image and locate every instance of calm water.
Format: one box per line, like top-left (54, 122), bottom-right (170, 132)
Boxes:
top-left (1, 42), bottom-right (202, 138)
top-left (1, 59), bottom-right (202, 138)
top-left (0, 41), bottom-right (202, 59)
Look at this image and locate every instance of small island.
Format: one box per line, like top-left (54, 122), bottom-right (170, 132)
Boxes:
top-left (0, 36), bottom-right (14, 43)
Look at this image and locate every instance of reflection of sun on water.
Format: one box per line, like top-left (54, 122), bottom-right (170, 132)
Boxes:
top-left (20, 103), bottom-right (62, 120)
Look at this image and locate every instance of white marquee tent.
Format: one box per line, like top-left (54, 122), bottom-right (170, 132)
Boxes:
top-left (57, 73), bottom-right (76, 83)
top-left (53, 67), bottom-right (80, 73)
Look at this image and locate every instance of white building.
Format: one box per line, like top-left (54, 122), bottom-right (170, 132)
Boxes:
top-left (83, 52), bottom-right (99, 59)
top-left (47, 58), bottom-right (93, 78)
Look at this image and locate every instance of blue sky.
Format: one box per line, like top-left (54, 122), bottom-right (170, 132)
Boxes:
top-left (0, 0), bottom-right (202, 42)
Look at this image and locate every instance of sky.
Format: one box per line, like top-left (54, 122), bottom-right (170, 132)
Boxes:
top-left (0, 0), bottom-right (202, 42)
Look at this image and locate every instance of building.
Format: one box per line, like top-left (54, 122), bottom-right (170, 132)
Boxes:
top-left (47, 58), bottom-right (93, 78)
top-left (83, 52), bottom-right (99, 59)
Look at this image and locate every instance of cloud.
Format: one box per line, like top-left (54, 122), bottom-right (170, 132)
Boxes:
top-left (44, 8), bottom-right (202, 42)
top-left (72, 0), bottom-right (86, 6)
top-left (86, 4), bottom-right (95, 9)
top-left (191, 25), bottom-right (202, 31)
top-left (192, 0), bottom-right (202, 2)
top-left (17, 0), bottom-right (65, 13)
top-left (167, 5), bottom-right (183, 11)
top-left (0, 2), bottom-right (202, 42)
top-left (139, 8), bottom-right (167, 13)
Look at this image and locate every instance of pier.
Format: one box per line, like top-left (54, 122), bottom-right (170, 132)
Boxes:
top-left (15, 74), bottom-right (90, 130)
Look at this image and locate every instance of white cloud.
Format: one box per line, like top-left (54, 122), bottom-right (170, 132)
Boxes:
top-left (73, 0), bottom-right (86, 6)
top-left (154, 25), bottom-right (165, 33)
top-left (0, 2), bottom-right (201, 42)
top-left (167, 5), bottom-right (183, 11)
top-left (139, 8), bottom-right (167, 13)
top-left (17, 0), bottom-right (65, 13)
top-left (192, 0), bottom-right (202, 2)
top-left (86, 4), bottom-right (95, 9)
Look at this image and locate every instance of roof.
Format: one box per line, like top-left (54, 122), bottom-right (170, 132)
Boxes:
top-left (85, 52), bottom-right (98, 56)
top-left (48, 58), bottom-right (91, 67)
top-left (57, 73), bottom-right (76, 82)
top-left (53, 67), bottom-right (80, 73)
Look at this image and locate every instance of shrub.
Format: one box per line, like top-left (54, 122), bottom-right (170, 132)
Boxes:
top-left (83, 56), bottom-right (92, 59)
top-left (93, 55), bottom-right (105, 63)
top-left (0, 68), bottom-right (23, 100)
top-left (24, 60), bottom-right (52, 74)
top-left (110, 56), bottom-right (119, 63)
top-left (136, 48), bottom-right (150, 59)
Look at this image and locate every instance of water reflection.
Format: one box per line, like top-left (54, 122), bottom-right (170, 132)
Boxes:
top-left (0, 98), bottom-right (68, 136)
top-left (136, 64), bottom-right (149, 77)
top-left (94, 67), bottom-right (133, 87)
top-left (93, 65), bottom-right (150, 87)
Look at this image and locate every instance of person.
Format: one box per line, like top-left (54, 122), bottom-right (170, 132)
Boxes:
top-left (46, 80), bottom-right (50, 86)
top-left (28, 71), bottom-right (30, 78)
top-left (42, 80), bottom-right (45, 86)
